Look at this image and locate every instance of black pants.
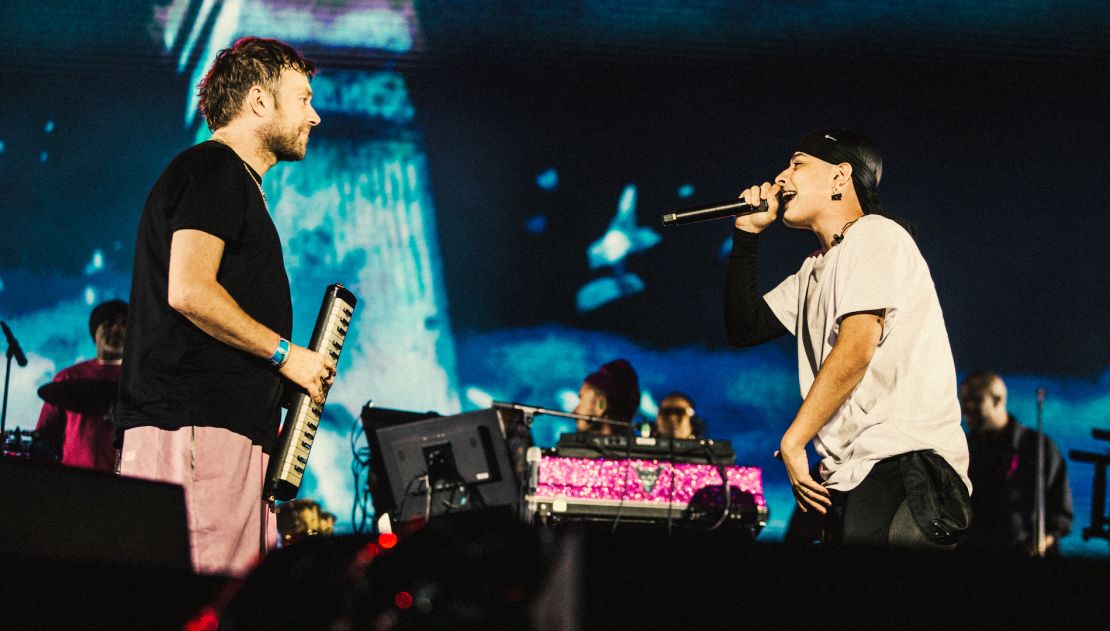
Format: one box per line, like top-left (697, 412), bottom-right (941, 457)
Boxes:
top-left (826, 455), bottom-right (954, 549)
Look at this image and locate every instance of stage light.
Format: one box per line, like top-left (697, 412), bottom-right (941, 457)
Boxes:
top-left (394, 591), bottom-right (414, 609)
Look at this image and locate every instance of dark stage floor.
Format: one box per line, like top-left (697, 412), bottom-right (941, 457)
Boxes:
top-left (5, 515), bottom-right (1109, 630)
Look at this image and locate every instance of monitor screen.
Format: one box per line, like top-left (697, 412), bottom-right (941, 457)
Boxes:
top-left (364, 408), bottom-right (520, 523)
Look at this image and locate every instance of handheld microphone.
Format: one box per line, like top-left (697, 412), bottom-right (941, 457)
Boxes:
top-left (662, 190), bottom-right (795, 226)
top-left (1, 321), bottom-right (28, 367)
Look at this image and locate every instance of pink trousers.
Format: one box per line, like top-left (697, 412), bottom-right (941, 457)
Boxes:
top-left (119, 425), bottom-right (277, 577)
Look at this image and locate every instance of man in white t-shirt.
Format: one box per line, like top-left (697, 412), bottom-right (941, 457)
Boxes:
top-left (724, 129), bottom-right (970, 547)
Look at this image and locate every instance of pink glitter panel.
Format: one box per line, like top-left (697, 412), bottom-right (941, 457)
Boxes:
top-left (535, 456), bottom-right (765, 507)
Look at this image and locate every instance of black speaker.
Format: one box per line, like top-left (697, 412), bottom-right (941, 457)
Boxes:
top-left (0, 457), bottom-right (223, 629)
top-left (0, 457), bottom-right (191, 571)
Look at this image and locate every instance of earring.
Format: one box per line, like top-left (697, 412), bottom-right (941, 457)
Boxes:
top-left (831, 189), bottom-right (843, 201)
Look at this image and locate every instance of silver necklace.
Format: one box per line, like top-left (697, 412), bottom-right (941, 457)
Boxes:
top-left (210, 138), bottom-right (268, 207)
top-left (243, 163), bottom-right (268, 208)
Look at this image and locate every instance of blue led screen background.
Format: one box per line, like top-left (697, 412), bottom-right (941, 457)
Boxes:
top-left (2, 1), bottom-right (1109, 555)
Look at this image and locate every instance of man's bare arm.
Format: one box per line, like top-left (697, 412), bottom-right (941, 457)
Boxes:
top-left (777, 310), bottom-right (885, 512)
top-left (167, 229), bottom-right (333, 404)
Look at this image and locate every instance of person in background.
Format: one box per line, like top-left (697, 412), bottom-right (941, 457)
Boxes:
top-left (573, 359), bottom-right (641, 435)
top-left (35, 299), bottom-right (127, 472)
top-left (655, 391), bottom-right (707, 439)
top-left (960, 372), bottom-right (1072, 556)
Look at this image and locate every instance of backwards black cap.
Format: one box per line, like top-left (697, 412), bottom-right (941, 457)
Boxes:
top-left (795, 129), bottom-right (917, 239)
top-left (796, 129), bottom-right (884, 215)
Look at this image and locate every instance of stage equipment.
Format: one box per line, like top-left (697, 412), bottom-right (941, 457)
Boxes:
top-left (276, 498), bottom-right (336, 545)
top-left (37, 378), bottom-right (117, 412)
top-left (364, 408), bottom-right (520, 524)
top-left (1, 428), bottom-right (36, 459)
top-left (1, 321), bottom-right (29, 435)
top-left (1034, 386), bottom-right (1047, 557)
top-left (555, 431), bottom-right (735, 464)
top-left (265, 283), bottom-right (357, 502)
top-left (0, 456), bottom-right (191, 570)
top-left (1069, 427), bottom-right (1110, 543)
top-left (0, 321), bottom-right (27, 367)
top-left (661, 190), bottom-right (796, 226)
top-left (492, 399), bottom-right (632, 433)
top-left (525, 454), bottom-right (767, 534)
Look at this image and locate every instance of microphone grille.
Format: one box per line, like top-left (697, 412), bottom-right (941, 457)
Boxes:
top-left (526, 446), bottom-right (541, 464)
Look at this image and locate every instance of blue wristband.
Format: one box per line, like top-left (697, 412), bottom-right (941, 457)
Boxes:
top-left (270, 337), bottom-right (290, 367)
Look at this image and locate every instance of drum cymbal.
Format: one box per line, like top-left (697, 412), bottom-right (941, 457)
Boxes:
top-left (37, 379), bottom-right (118, 413)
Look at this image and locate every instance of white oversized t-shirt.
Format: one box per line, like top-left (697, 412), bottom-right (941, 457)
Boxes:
top-left (764, 215), bottom-right (970, 493)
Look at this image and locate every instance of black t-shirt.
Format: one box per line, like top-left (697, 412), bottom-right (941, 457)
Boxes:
top-left (116, 141), bottom-right (293, 452)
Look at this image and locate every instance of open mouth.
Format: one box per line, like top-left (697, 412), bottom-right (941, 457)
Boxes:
top-left (781, 190), bottom-right (798, 205)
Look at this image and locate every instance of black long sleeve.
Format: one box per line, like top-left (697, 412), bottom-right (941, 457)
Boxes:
top-left (724, 228), bottom-right (788, 347)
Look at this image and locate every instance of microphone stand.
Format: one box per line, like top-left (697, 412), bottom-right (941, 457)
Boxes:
top-left (1, 344), bottom-right (16, 436)
top-left (1034, 387), bottom-right (1047, 558)
top-left (491, 400), bottom-right (632, 432)
top-left (493, 401), bottom-right (632, 526)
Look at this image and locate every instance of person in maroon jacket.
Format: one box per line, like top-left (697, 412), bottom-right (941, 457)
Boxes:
top-left (35, 299), bottom-right (127, 471)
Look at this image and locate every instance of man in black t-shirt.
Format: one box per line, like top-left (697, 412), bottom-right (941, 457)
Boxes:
top-left (116, 37), bottom-right (331, 577)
